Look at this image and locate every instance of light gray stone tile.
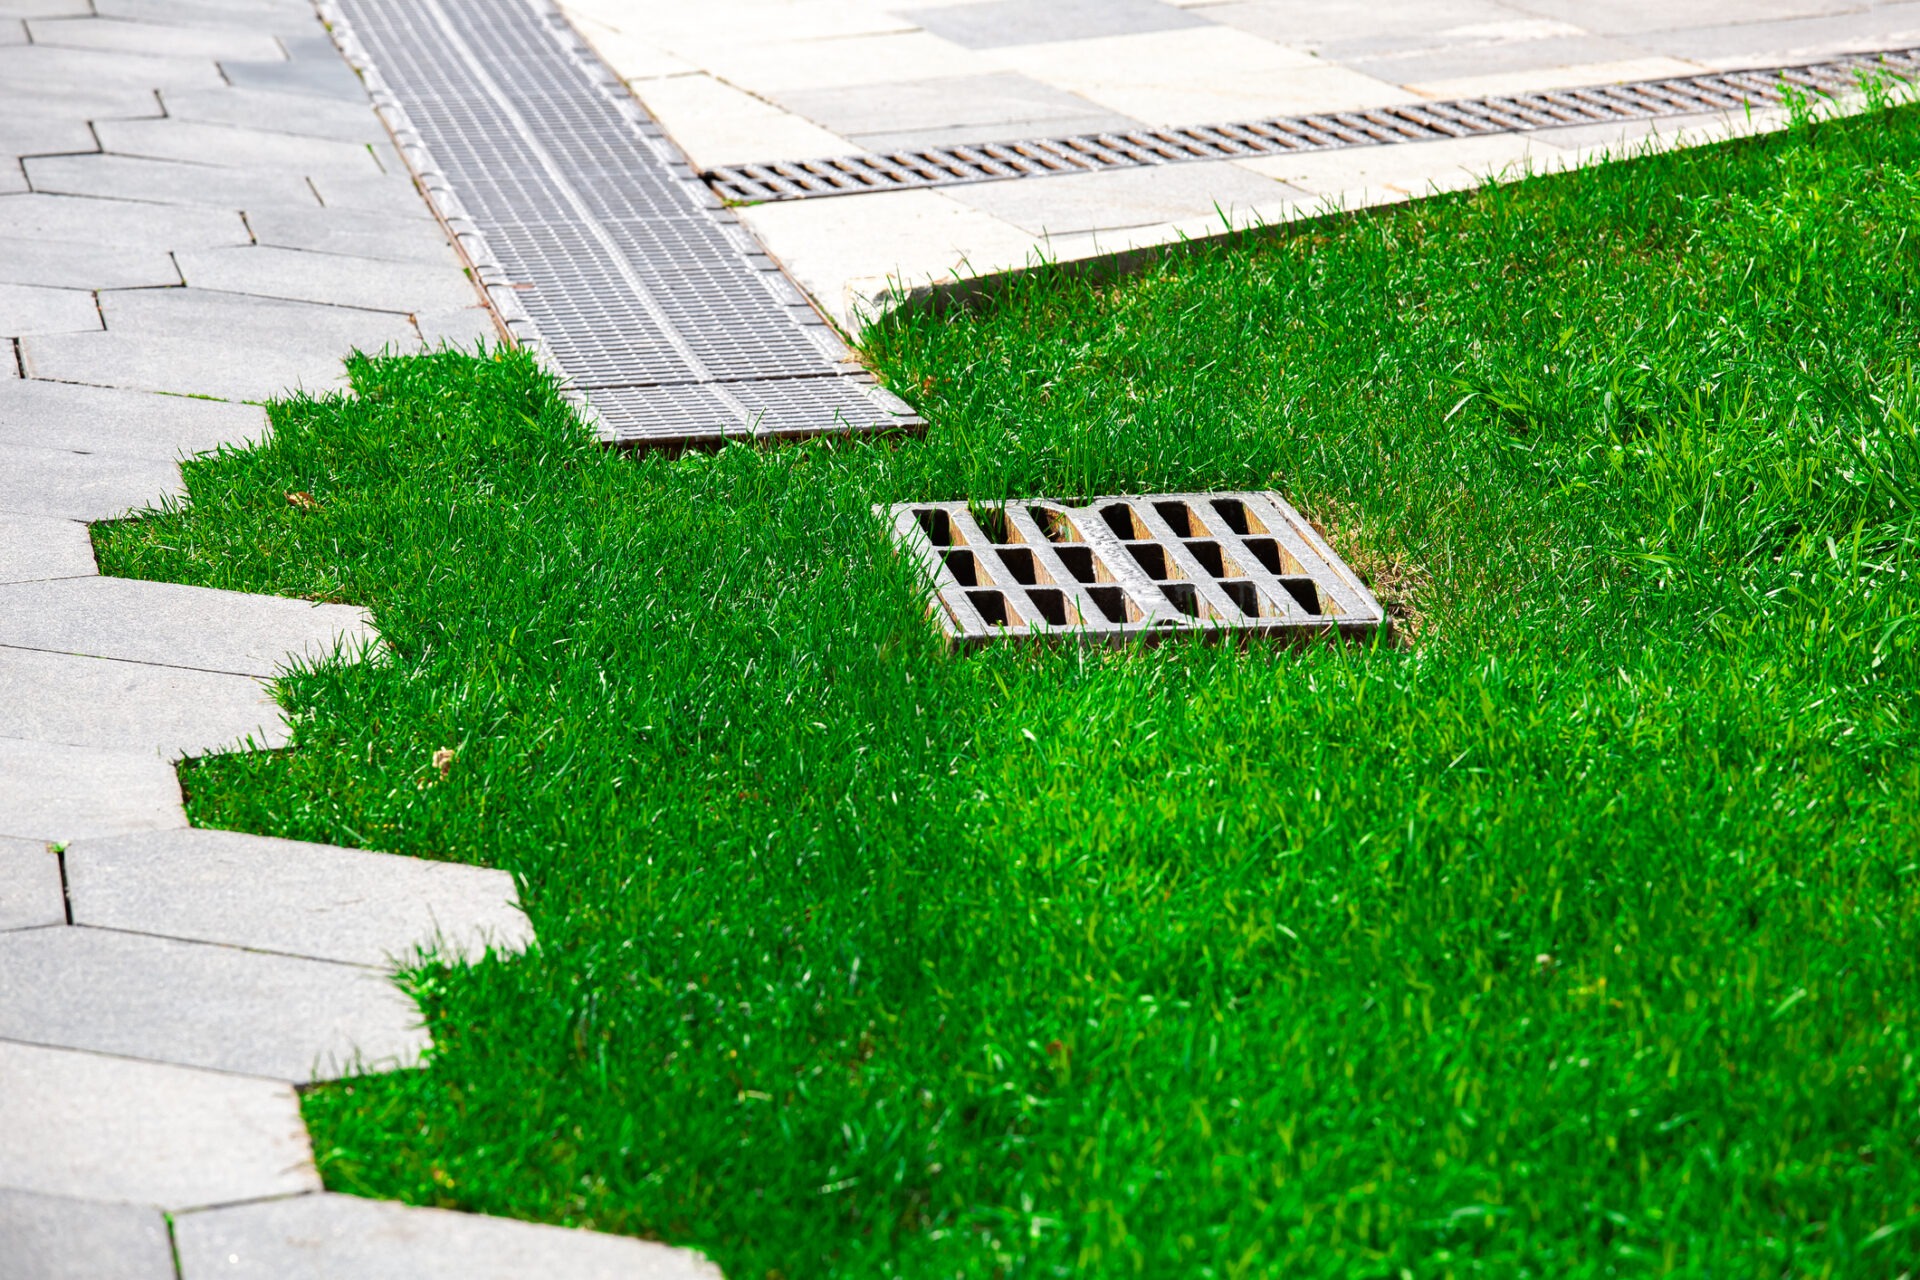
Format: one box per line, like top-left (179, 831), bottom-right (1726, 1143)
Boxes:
top-left (0, 115), bottom-right (95, 159)
top-left (0, 284), bottom-right (100, 338)
top-left (417, 306), bottom-right (500, 350)
top-left (1342, 32), bottom-right (1666, 84)
top-left (101, 282), bottom-right (418, 347)
top-left (0, 646), bottom-right (285, 755)
top-left (176, 245), bottom-right (477, 314)
top-left (95, 118), bottom-right (386, 176)
top-left (0, 577), bottom-right (377, 676)
top-left (25, 14), bottom-right (285, 59)
top-left (1638, 7), bottom-right (1920, 64)
top-left (308, 170), bottom-right (436, 220)
top-left (175, 1193), bottom-right (723, 1280)
top-left (0, 926), bottom-right (427, 1080)
top-left (0, 0), bottom-right (93, 16)
top-left (0, 1039), bottom-right (318, 1209)
top-left (0, 236), bottom-right (180, 290)
top-left (955, 159), bottom-right (1295, 235)
top-left (68, 828), bottom-right (533, 967)
top-left (0, 442), bottom-right (181, 521)
top-left (21, 330), bottom-right (361, 401)
top-left (0, 193), bottom-right (249, 251)
top-left (1192, 0), bottom-right (1528, 48)
top-left (0, 15), bottom-right (21, 40)
top-left (1512, 0), bottom-right (1861, 38)
top-left (0, 1187), bottom-right (176, 1279)
top-left (905, 0), bottom-right (1205, 49)
top-left (93, 0), bottom-right (311, 26)
top-left (0, 834), bottom-right (62, 933)
top-left (0, 43), bottom-right (229, 92)
top-left (160, 85), bottom-right (389, 145)
top-left (0, 510), bottom-right (94, 583)
top-left (0, 378), bottom-right (264, 458)
top-left (774, 72), bottom-right (1141, 150)
top-left (0, 735), bottom-right (185, 843)
top-left (0, 160), bottom-right (23, 196)
top-left (245, 205), bottom-right (461, 266)
top-left (23, 153), bottom-right (319, 211)
top-left (221, 52), bottom-right (365, 100)
top-left (0, 75), bottom-right (162, 121)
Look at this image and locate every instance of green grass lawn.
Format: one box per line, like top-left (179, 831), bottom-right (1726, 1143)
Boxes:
top-left (99, 105), bottom-right (1920, 1278)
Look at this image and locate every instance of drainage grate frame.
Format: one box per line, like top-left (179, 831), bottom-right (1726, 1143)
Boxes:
top-left (710, 47), bottom-right (1920, 203)
top-left (319, 0), bottom-right (922, 448)
top-left (887, 492), bottom-right (1387, 646)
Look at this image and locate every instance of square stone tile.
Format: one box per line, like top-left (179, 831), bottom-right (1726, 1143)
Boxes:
top-left (24, 153), bottom-right (319, 210)
top-left (0, 735), bottom-right (185, 844)
top-left (0, 926), bottom-right (427, 1080)
top-left (0, 1188), bottom-right (176, 1279)
top-left (561, 7), bottom-right (697, 81)
top-left (0, 834), bottom-right (62, 932)
top-left (904, 0), bottom-right (1206, 49)
top-left (175, 1193), bottom-right (723, 1280)
top-left (175, 245), bottom-right (479, 314)
top-left (774, 71), bottom-right (1141, 151)
top-left (630, 73), bottom-right (853, 169)
top-left (0, 442), bottom-right (182, 522)
top-left (0, 1039), bottom-right (318, 1209)
top-left (0, 193), bottom-right (250, 251)
top-left (67, 827), bottom-right (532, 967)
top-left (25, 14), bottom-right (285, 59)
top-left (0, 378), bottom-right (265, 459)
top-left (0, 646), bottom-right (286, 755)
top-left (158, 86), bottom-right (389, 144)
top-left (0, 510), bottom-right (94, 583)
top-left (0, 284), bottom-right (100, 338)
top-left (954, 159), bottom-right (1297, 234)
top-left (93, 119), bottom-right (387, 176)
top-left (991, 26), bottom-right (1411, 124)
top-left (243, 205), bottom-right (462, 266)
top-left (0, 237), bottom-right (181, 290)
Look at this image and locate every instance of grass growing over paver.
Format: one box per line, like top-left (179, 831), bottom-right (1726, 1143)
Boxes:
top-left (96, 105), bottom-right (1920, 1277)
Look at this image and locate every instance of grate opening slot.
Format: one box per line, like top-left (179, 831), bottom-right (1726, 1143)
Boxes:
top-left (1054, 545), bottom-right (1101, 583)
top-left (1243, 537), bottom-right (1303, 576)
top-left (1159, 583), bottom-right (1201, 617)
top-left (943, 549), bottom-right (984, 586)
top-left (1026, 588), bottom-right (1069, 626)
top-left (1281, 579), bottom-right (1323, 616)
top-left (968, 589), bottom-right (1019, 628)
top-left (1127, 543), bottom-right (1178, 580)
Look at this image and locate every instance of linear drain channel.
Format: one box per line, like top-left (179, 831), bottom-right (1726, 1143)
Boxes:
top-left (889, 493), bottom-right (1386, 645)
top-left (710, 47), bottom-right (1920, 202)
top-left (323, 0), bottom-right (920, 447)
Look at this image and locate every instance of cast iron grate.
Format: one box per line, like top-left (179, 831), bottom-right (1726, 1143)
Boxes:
top-left (324, 0), bottom-right (921, 447)
top-left (887, 492), bottom-right (1386, 645)
top-left (709, 47), bottom-right (1920, 203)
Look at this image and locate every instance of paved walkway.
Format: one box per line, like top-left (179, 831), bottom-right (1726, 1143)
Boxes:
top-left (562, 0), bottom-right (1920, 327)
top-left (0, 0), bottom-right (715, 1274)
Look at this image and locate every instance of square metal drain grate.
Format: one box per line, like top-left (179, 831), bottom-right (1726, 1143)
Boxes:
top-left (886, 491), bottom-right (1386, 644)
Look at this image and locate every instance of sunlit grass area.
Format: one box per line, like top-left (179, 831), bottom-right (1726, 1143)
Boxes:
top-left (96, 104), bottom-right (1920, 1278)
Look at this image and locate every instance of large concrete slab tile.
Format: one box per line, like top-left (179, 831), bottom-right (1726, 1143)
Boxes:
top-left (0, 646), bottom-right (285, 755)
top-left (245, 204), bottom-right (461, 266)
top-left (0, 576), bottom-right (377, 675)
top-left (906, 0), bottom-right (1205, 50)
top-left (23, 153), bottom-right (319, 211)
top-left (309, 170), bottom-right (438, 220)
top-left (96, 0), bottom-right (317, 28)
top-left (175, 1193), bottom-right (723, 1280)
top-left (0, 378), bottom-right (264, 458)
top-left (0, 75), bottom-right (162, 120)
top-left (25, 14), bottom-right (284, 59)
top-left (774, 71), bottom-right (1139, 152)
top-left (955, 159), bottom-right (1295, 235)
top-left (20, 330), bottom-right (362, 401)
top-left (67, 827), bottom-right (532, 966)
top-left (0, 1187), bottom-right (176, 1280)
top-left (0, 442), bottom-right (181, 521)
top-left (0, 193), bottom-right (250, 251)
top-left (0, 510), bottom-right (94, 583)
top-left (0, 115), bottom-right (96, 161)
top-left (95, 118), bottom-right (387, 176)
top-left (0, 1039), bottom-right (317, 1209)
top-left (0, 236), bottom-right (181, 290)
top-left (159, 85), bottom-right (389, 144)
top-left (100, 284), bottom-right (419, 347)
top-left (177, 244), bottom-right (478, 313)
top-left (0, 834), bottom-right (61, 933)
top-left (0, 926), bottom-right (427, 1080)
top-left (0, 283), bottom-right (100, 337)
top-left (0, 735), bottom-right (184, 844)
top-left (0, 42), bottom-right (228, 91)
top-left (221, 51), bottom-right (365, 100)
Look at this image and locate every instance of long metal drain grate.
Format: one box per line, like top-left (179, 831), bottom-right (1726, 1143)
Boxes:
top-left (320, 0), bottom-right (919, 447)
top-left (710, 48), bottom-right (1920, 203)
top-left (888, 492), bottom-right (1386, 645)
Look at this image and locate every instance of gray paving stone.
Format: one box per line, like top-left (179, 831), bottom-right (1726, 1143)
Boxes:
top-left (0, 646), bottom-right (286, 755)
top-left (95, 118), bottom-right (387, 176)
top-left (0, 75), bottom-right (163, 121)
top-left (0, 735), bottom-right (185, 844)
top-left (0, 442), bottom-right (181, 521)
top-left (0, 1039), bottom-right (318, 1209)
top-left (98, 0), bottom-right (314, 27)
top-left (0, 236), bottom-right (179, 290)
top-left (221, 50), bottom-right (365, 100)
top-left (0, 510), bottom-right (94, 583)
top-left (1640, 8), bottom-right (1920, 63)
top-left (21, 330), bottom-right (363, 401)
top-left (775, 72), bottom-right (1142, 151)
top-left (67, 828), bottom-right (533, 966)
top-left (0, 835), bottom-right (62, 933)
top-left (0, 193), bottom-right (250, 251)
top-left (0, 926), bottom-right (427, 1080)
top-left (0, 1187), bottom-right (176, 1280)
top-left (956, 159), bottom-right (1293, 235)
top-left (0, 577), bottom-right (378, 676)
top-left (0, 283), bottom-right (100, 337)
top-left (1183, 0), bottom-right (1523, 47)
top-left (23, 153), bottom-right (319, 211)
top-left (0, 115), bottom-right (95, 160)
top-left (0, 160), bottom-right (23, 196)
top-left (417, 306), bottom-right (500, 350)
top-left (0, 0), bottom-right (92, 15)
top-left (1344, 33), bottom-right (1664, 85)
top-left (160, 85), bottom-right (390, 145)
top-left (309, 170), bottom-right (436, 220)
top-left (1516, 0), bottom-right (1859, 38)
top-left (0, 16), bottom-right (22, 42)
top-left (25, 14), bottom-right (285, 59)
top-left (0, 43), bottom-right (229, 92)
top-left (245, 205), bottom-right (461, 266)
top-left (0, 378), bottom-right (265, 459)
top-left (174, 1193), bottom-right (723, 1280)
top-left (177, 244), bottom-right (478, 314)
top-left (101, 283), bottom-right (420, 347)
top-left (905, 0), bottom-right (1204, 49)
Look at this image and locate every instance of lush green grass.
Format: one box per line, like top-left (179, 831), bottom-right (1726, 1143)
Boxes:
top-left (98, 106), bottom-right (1920, 1278)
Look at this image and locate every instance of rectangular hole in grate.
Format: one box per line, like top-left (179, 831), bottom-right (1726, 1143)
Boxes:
top-left (1026, 588), bottom-right (1069, 625)
top-left (1210, 497), bottom-right (1268, 536)
top-left (1032, 506), bottom-right (1080, 542)
top-left (1084, 585), bottom-right (1135, 623)
top-left (1127, 544), bottom-right (1177, 580)
top-left (943, 549), bottom-right (984, 586)
top-left (1243, 537), bottom-right (1304, 576)
top-left (972, 505), bottom-right (1012, 544)
top-left (1219, 580), bottom-right (1261, 616)
top-left (1160, 583), bottom-right (1200, 617)
top-left (1054, 545), bottom-right (1100, 583)
top-left (1100, 503), bottom-right (1146, 539)
top-left (1185, 540), bottom-right (1232, 577)
top-left (1282, 579), bottom-right (1326, 616)
top-left (1154, 500), bottom-right (1204, 536)
top-left (968, 589), bottom-right (1018, 627)
top-left (916, 508), bottom-right (954, 545)
top-left (995, 548), bottom-right (1046, 585)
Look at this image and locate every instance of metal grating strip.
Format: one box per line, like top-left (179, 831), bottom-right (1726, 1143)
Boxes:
top-left (707, 48), bottom-right (1920, 202)
top-left (322, 0), bottom-right (921, 448)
